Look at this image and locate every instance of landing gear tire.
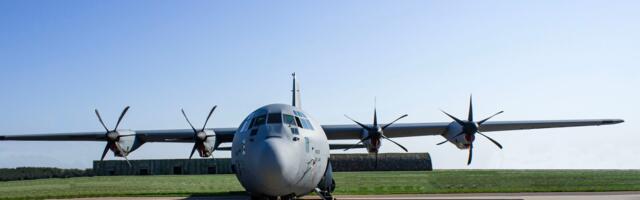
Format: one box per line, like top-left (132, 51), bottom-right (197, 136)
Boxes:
top-left (320, 193), bottom-right (334, 200)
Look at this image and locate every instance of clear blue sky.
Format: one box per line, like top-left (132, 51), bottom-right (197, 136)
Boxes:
top-left (0, 1), bottom-right (638, 169)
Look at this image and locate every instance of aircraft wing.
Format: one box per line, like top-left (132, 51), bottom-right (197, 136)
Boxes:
top-left (1, 119), bottom-right (623, 143)
top-left (322, 119), bottom-right (623, 140)
top-left (0, 128), bottom-right (237, 143)
top-left (329, 143), bottom-right (366, 150)
top-left (322, 123), bottom-right (449, 140)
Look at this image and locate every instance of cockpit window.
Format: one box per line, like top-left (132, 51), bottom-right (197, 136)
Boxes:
top-left (250, 115), bottom-right (266, 128)
top-left (267, 113), bottom-right (282, 124)
top-left (283, 114), bottom-right (297, 126)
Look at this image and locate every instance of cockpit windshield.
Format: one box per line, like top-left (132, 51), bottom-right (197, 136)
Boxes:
top-left (283, 114), bottom-right (297, 126)
top-left (267, 113), bottom-right (282, 124)
top-left (240, 109), bottom-right (314, 133)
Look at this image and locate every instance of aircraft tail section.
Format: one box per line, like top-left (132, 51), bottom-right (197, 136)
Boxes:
top-left (292, 73), bottom-right (301, 108)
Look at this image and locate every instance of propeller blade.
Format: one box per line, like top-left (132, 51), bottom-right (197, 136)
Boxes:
top-left (381, 114), bottom-right (408, 130)
top-left (94, 109), bottom-right (109, 132)
top-left (477, 132), bottom-right (503, 149)
top-left (478, 111), bottom-right (505, 125)
top-left (344, 135), bottom-right (374, 151)
top-left (468, 95), bottom-right (473, 122)
top-left (189, 143), bottom-right (198, 159)
top-left (122, 153), bottom-right (132, 167)
top-left (441, 110), bottom-right (465, 126)
top-left (201, 106), bottom-right (217, 131)
top-left (373, 102), bottom-right (378, 127)
top-left (114, 106), bottom-right (130, 130)
top-left (436, 140), bottom-right (448, 145)
top-left (360, 135), bottom-right (373, 142)
top-left (452, 130), bottom-right (466, 139)
top-left (344, 115), bottom-right (370, 130)
top-left (343, 140), bottom-right (363, 151)
top-left (113, 142), bottom-right (131, 167)
top-left (467, 143), bottom-right (473, 165)
top-left (374, 153), bottom-right (378, 169)
top-left (100, 142), bottom-right (110, 161)
top-left (181, 109), bottom-right (197, 133)
top-left (381, 135), bottom-right (408, 152)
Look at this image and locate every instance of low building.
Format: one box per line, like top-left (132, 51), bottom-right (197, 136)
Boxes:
top-left (93, 153), bottom-right (432, 176)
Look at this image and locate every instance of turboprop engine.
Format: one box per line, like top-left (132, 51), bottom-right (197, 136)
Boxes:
top-left (441, 123), bottom-right (475, 149)
top-left (95, 106), bottom-right (144, 166)
top-left (180, 106), bottom-right (221, 159)
top-left (436, 95), bottom-right (505, 165)
top-left (343, 101), bottom-right (409, 168)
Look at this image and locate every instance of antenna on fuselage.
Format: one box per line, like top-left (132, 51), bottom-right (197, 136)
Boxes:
top-left (292, 72), bottom-right (301, 108)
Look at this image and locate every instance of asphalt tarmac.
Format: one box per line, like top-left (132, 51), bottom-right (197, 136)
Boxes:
top-left (52, 191), bottom-right (640, 200)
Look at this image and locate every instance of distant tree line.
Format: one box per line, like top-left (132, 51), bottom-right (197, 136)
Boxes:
top-left (0, 167), bottom-right (94, 181)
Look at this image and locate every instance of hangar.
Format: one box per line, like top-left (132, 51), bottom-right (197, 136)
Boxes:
top-left (93, 153), bottom-right (432, 176)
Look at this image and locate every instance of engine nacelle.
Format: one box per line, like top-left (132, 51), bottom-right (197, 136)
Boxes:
top-left (198, 129), bottom-right (218, 158)
top-left (114, 130), bottom-right (144, 157)
top-left (441, 122), bottom-right (474, 149)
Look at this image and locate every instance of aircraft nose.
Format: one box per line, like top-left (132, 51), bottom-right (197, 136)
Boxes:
top-left (255, 137), bottom-right (297, 192)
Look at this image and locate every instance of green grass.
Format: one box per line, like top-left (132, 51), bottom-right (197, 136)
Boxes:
top-left (1, 170), bottom-right (640, 199)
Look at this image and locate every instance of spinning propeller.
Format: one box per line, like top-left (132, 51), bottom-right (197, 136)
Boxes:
top-left (344, 101), bottom-right (409, 168)
top-left (181, 106), bottom-right (217, 159)
top-left (438, 95), bottom-right (504, 165)
top-left (95, 106), bottom-right (133, 166)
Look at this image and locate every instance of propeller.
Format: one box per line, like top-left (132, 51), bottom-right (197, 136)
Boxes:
top-left (344, 101), bottom-right (409, 168)
top-left (181, 106), bottom-right (218, 159)
top-left (95, 106), bottom-right (132, 167)
top-left (438, 95), bottom-right (504, 165)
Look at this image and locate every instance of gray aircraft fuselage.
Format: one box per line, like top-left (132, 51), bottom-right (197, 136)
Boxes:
top-left (231, 104), bottom-right (330, 197)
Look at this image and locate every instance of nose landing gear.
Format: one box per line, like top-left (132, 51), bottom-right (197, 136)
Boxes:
top-left (314, 161), bottom-right (335, 200)
top-left (314, 186), bottom-right (335, 200)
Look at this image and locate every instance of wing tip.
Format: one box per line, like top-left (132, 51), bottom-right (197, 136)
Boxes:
top-left (602, 119), bottom-right (624, 125)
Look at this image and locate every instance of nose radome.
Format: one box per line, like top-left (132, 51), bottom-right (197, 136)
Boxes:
top-left (256, 138), bottom-right (297, 192)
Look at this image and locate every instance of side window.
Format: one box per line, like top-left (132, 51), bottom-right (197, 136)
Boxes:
top-left (239, 117), bottom-right (251, 131)
top-left (267, 113), bottom-right (282, 124)
top-left (239, 113), bottom-right (254, 131)
top-left (283, 114), bottom-right (297, 126)
top-left (301, 119), bottom-right (314, 130)
top-left (247, 118), bottom-right (257, 129)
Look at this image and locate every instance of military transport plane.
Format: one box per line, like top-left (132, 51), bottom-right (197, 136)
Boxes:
top-left (0, 74), bottom-right (624, 200)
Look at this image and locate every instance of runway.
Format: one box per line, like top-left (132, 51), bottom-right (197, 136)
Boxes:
top-left (52, 191), bottom-right (640, 200)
